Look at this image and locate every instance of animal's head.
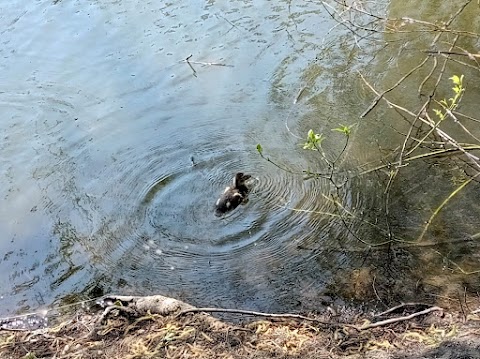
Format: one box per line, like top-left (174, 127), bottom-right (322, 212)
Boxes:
top-left (234, 172), bottom-right (252, 187)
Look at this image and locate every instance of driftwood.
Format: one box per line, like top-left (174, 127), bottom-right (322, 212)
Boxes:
top-left (99, 295), bottom-right (226, 330)
top-left (102, 295), bottom-right (195, 316)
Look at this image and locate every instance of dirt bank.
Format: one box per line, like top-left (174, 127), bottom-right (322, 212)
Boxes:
top-left (1, 295), bottom-right (479, 359)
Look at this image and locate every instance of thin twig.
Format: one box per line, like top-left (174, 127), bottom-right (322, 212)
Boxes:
top-left (418, 56), bottom-right (437, 95)
top-left (445, 108), bottom-right (480, 143)
top-left (444, 0), bottom-right (474, 27)
top-left (294, 86), bottom-right (307, 104)
top-left (372, 276), bottom-right (387, 307)
top-left (360, 57), bottom-right (429, 118)
top-left (177, 308), bottom-right (332, 325)
top-left (186, 60), bottom-right (233, 67)
top-left (375, 302), bottom-right (433, 317)
top-left (417, 170), bottom-right (479, 242)
top-left (180, 54), bottom-right (233, 77)
top-left (358, 306), bottom-right (443, 330)
top-left (358, 146), bottom-right (480, 176)
top-left (424, 50), bottom-right (480, 59)
top-left (433, 250), bottom-right (480, 275)
top-left (258, 152), bottom-right (297, 174)
top-left (453, 111), bottom-right (480, 124)
top-left (184, 55), bottom-right (197, 77)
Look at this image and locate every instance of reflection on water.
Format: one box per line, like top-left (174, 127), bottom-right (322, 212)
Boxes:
top-left (1, 0), bottom-right (479, 320)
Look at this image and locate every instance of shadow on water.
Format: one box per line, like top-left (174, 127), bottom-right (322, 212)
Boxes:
top-left (1, 0), bottom-right (480, 322)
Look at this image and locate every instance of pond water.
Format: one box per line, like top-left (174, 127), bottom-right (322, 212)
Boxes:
top-left (1, 0), bottom-right (480, 320)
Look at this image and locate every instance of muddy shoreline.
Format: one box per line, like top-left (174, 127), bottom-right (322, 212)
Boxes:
top-left (1, 294), bottom-right (479, 358)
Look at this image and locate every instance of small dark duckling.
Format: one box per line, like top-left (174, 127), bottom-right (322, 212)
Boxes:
top-left (215, 172), bottom-right (252, 216)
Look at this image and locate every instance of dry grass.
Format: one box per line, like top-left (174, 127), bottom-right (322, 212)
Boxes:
top-left (1, 303), bottom-right (479, 359)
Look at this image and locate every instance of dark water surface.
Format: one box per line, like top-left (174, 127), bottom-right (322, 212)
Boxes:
top-left (1, 0), bottom-right (480, 320)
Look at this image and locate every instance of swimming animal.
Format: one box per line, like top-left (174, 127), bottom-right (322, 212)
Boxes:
top-left (215, 172), bottom-right (252, 216)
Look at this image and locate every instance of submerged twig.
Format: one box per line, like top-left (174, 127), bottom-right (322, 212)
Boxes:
top-left (424, 50), bottom-right (480, 59)
top-left (180, 54), bottom-right (233, 67)
top-left (433, 250), bottom-right (480, 275)
top-left (418, 172), bottom-right (480, 241)
top-left (180, 54), bottom-right (233, 77)
top-left (360, 57), bottom-right (429, 119)
top-left (184, 54), bottom-right (197, 77)
top-left (293, 86), bottom-right (308, 104)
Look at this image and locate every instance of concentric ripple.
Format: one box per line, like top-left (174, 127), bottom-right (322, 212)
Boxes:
top-left (78, 112), bottom-right (369, 312)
